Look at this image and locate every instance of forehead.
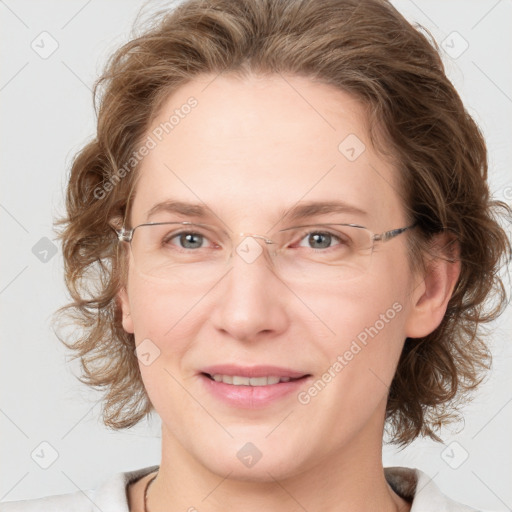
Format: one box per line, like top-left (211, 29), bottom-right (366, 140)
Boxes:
top-left (129, 73), bottom-right (405, 230)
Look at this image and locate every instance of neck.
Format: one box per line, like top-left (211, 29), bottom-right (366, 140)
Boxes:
top-left (145, 402), bottom-right (409, 512)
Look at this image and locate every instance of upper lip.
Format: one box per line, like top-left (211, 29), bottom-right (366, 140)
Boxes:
top-left (200, 364), bottom-right (310, 379)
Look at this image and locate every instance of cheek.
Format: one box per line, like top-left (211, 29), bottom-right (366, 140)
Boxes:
top-left (126, 278), bottom-right (195, 409)
top-left (125, 271), bottom-right (210, 387)
top-left (329, 295), bottom-right (406, 380)
top-left (126, 268), bottom-right (201, 339)
top-left (313, 265), bottom-right (410, 385)
top-left (313, 271), bottom-right (407, 343)
top-left (303, 292), bottom-right (407, 434)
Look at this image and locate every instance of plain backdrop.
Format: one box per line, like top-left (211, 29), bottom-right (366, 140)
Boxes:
top-left (1, 0), bottom-right (511, 510)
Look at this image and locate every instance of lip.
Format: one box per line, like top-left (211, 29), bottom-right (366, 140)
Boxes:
top-left (200, 364), bottom-right (308, 379)
top-left (199, 365), bottom-right (311, 409)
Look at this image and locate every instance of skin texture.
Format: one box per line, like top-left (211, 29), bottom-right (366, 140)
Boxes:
top-left (120, 74), bottom-right (460, 512)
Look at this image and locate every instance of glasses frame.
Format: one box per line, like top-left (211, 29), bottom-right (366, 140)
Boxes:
top-left (111, 220), bottom-right (417, 252)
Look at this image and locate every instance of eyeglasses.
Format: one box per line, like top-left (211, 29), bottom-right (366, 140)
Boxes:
top-left (112, 220), bottom-right (416, 284)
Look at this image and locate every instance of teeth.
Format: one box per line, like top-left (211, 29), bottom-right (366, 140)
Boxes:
top-left (211, 374), bottom-right (293, 386)
top-left (233, 375), bottom-right (250, 385)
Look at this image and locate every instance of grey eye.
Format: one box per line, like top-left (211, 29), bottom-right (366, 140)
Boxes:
top-left (164, 231), bottom-right (209, 249)
top-left (306, 232), bottom-right (333, 249)
top-left (296, 230), bottom-right (348, 250)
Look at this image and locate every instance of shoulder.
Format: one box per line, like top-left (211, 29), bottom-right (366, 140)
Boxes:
top-left (0, 465), bottom-right (160, 512)
top-left (385, 466), bottom-right (483, 512)
top-left (0, 490), bottom-right (93, 512)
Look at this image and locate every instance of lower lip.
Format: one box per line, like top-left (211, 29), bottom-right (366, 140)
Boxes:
top-left (200, 374), bottom-right (310, 409)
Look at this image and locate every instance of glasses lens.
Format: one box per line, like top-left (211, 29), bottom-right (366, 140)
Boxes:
top-left (130, 222), bottom-right (230, 282)
top-left (129, 222), bottom-right (374, 284)
top-left (270, 224), bottom-right (373, 283)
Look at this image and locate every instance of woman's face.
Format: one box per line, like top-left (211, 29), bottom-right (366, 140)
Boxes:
top-left (118, 74), bottom-right (425, 480)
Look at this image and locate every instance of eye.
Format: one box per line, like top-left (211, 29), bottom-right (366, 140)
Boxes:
top-left (296, 229), bottom-right (349, 250)
top-left (163, 230), bottom-right (211, 250)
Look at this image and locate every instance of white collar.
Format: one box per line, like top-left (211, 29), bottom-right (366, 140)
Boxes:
top-left (87, 465), bottom-right (478, 512)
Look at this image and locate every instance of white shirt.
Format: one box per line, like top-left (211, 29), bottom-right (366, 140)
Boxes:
top-left (0, 465), bottom-right (481, 511)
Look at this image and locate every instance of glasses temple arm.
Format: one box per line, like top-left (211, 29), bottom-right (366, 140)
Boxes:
top-left (373, 223), bottom-right (417, 243)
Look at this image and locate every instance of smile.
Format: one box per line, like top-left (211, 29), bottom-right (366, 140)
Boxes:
top-left (199, 369), bottom-right (311, 409)
top-left (206, 374), bottom-right (299, 385)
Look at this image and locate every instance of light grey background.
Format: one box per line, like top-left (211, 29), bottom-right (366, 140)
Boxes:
top-left (1, 0), bottom-right (511, 510)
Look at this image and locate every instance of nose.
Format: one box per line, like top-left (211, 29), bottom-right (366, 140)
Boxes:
top-left (210, 235), bottom-right (289, 342)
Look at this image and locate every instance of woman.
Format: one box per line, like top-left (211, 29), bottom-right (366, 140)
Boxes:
top-left (2, 0), bottom-right (509, 510)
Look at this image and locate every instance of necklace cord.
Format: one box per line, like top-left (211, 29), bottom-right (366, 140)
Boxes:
top-left (143, 471), bottom-right (158, 512)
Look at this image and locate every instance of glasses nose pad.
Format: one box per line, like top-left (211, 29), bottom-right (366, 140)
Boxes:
top-left (235, 232), bottom-right (276, 265)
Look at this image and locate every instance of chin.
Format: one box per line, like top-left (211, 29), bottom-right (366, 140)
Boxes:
top-left (204, 456), bottom-right (304, 483)
top-left (191, 435), bottom-right (312, 483)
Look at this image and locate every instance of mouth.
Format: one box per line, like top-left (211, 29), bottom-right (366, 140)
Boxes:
top-left (199, 366), bottom-right (312, 408)
top-left (201, 373), bottom-right (309, 386)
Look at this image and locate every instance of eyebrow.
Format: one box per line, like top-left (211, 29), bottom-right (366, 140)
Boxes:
top-left (145, 199), bottom-right (367, 223)
top-left (277, 200), bottom-right (367, 222)
top-left (146, 200), bottom-right (209, 221)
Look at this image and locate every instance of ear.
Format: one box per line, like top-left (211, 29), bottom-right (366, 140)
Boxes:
top-left (117, 286), bottom-right (134, 334)
top-left (404, 233), bottom-right (461, 338)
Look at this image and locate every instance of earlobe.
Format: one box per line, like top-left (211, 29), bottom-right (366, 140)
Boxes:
top-left (404, 234), bottom-right (461, 339)
top-left (117, 287), bottom-right (134, 334)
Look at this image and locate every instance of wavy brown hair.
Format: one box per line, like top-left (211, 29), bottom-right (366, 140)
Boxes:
top-left (53, 0), bottom-right (511, 446)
